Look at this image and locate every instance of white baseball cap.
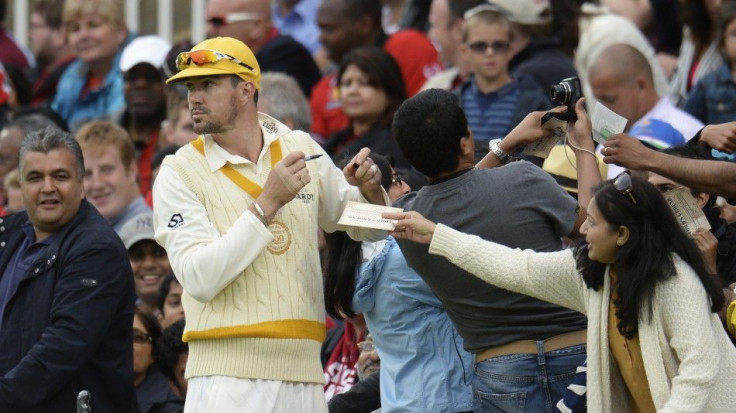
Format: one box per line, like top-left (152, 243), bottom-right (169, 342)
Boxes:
top-left (120, 35), bottom-right (173, 72)
top-left (487, 0), bottom-right (552, 26)
top-left (118, 211), bottom-right (155, 250)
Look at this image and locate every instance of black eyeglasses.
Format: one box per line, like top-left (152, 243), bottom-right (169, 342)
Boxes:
top-left (133, 330), bottom-right (153, 344)
top-left (613, 171), bottom-right (637, 204)
top-left (391, 173), bottom-right (403, 186)
top-left (467, 41), bottom-right (510, 54)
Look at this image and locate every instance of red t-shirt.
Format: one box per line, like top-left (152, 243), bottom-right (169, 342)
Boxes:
top-left (137, 130), bottom-right (159, 201)
top-left (309, 29), bottom-right (443, 140)
top-left (323, 321), bottom-right (363, 400)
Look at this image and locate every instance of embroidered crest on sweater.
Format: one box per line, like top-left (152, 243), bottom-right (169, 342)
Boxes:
top-left (267, 220), bottom-right (292, 255)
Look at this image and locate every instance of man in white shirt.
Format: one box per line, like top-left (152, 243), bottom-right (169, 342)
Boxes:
top-left (588, 43), bottom-right (703, 177)
top-left (153, 36), bottom-right (388, 412)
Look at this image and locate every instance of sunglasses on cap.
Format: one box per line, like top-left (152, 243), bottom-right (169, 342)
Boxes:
top-left (176, 49), bottom-right (255, 72)
top-left (207, 12), bottom-right (263, 27)
top-left (613, 171), bottom-right (637, 205)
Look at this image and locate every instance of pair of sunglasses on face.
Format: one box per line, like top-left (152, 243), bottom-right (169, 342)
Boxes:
top-left (466, 41), bottom-right (510, 54)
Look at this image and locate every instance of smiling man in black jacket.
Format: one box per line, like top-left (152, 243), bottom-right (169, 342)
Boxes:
top-left (0, 127), bottom-right (137, 412)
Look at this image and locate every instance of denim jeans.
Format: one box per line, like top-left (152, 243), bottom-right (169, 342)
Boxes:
top-left (472, 343), bottom-right (586, 413)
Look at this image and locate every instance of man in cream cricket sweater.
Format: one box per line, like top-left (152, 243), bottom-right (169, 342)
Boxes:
top-left (153, 37), bottom-right (389, 412)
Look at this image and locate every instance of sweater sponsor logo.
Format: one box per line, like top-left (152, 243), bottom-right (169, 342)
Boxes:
top-left (295, 191), bottom-right (314, 203)
top-left (267, 220), bottom-right (291, 255)
top-left (262, 120), bottom-right (279, 135)
top-left (168, 213), bottom-right (184, 229)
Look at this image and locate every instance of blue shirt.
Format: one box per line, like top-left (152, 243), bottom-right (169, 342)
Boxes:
top-left (271, 0), bottom-right (321, 54)
top-left (462, 78), bottom-right (520, 142)
top-left (0, 221), bottom-right (56, 332)
top-left (51, 34), bottom-right (133, 132)
top-left (352, 237), bottom-right (474, 412)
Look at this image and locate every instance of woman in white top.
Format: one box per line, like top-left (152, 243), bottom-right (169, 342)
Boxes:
top-left (385, 172), bottom-right (736, 412)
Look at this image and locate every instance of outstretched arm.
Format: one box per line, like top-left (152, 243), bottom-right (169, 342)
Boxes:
top-left (384, 212), bottom-right (588, 314)
top-left (603, 135), bottom-right (736, 198)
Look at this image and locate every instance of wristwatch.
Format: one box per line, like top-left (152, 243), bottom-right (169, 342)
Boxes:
top-left (489, 139), bottom-right (513, 164)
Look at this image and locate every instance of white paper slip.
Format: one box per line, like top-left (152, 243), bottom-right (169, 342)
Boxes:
top-left (591, 102), bottom-right (627, 145)
top-left (663, 187), bottom-right (711, 235)
top-left (522, 118), bottom-right (568, 158)
top-left (338, 201), bottom-right (404, 230)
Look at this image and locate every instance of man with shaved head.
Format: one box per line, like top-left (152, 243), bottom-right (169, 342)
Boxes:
top-left (589, 43), bottom-right (703, 177)
top-left (589, 43), bottom-right (702, 136)
top-left (206, 0), bottom-right (321, 96)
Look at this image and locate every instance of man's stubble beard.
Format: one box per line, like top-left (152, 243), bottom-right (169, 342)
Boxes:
top-left (193, 95), bottom-right (240, 135)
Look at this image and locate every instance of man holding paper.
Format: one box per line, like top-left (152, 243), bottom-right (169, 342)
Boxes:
top-left (588, 43), bottom-right (703, 178)
top-left (153, 37), bottom-right (388, 412)
top-left (647, 145), bottom-right (736, 323)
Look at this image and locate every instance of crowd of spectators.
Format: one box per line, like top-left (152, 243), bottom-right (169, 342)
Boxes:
top-left (2, 0), bottom-right (736, 412)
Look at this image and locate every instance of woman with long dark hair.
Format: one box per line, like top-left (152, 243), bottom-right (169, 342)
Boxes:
top-left (323, 153), bottom-right (473, 412)
top-left (387, 174), bottom-right (736, 412)
top-left (323, 47), bottom-right (413, 172)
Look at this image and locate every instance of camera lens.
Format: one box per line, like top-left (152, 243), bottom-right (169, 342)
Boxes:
top-left (550, 83), bottom-right (571, 105)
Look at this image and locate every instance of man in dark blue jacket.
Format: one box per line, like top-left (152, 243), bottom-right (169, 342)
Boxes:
top-left (0, 126), bottom-right (137, 412)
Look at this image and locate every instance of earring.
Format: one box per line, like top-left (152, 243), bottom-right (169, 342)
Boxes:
top-left (617, 240), bottom-right (624, 246)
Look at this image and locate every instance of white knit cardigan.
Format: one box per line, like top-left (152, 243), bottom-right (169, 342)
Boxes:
top-left (429, 224), bottom-right (736, 412)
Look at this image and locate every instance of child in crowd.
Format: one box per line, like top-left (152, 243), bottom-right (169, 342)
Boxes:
top-left (454, 4), bottom-right (550, 162)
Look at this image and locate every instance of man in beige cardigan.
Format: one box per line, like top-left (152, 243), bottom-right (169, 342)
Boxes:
top-left (154, 36), bottom-right (389, 412)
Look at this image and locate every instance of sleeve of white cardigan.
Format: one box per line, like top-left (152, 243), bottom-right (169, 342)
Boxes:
top-left (429, 223), bottom-right (589, 315)
top-left (657, 261), bottom-right (721, 412)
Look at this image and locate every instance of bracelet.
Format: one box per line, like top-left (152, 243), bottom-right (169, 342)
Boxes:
top-left (252, 201), bottom-right (268, 226)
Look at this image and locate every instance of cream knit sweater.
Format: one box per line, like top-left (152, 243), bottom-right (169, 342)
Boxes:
top-left (430, 224), bottom-right (736, 412)
top-left (158, 114), bottom-right (386, 384)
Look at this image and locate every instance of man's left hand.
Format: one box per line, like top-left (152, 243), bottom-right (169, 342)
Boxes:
top-left (343, 147), bottom-right (385, 205)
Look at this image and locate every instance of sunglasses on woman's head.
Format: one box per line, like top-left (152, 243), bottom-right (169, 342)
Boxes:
top-left (613, 171), bottom-right (637, 205)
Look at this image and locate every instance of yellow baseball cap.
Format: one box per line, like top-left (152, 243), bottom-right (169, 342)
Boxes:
top-left (166, 37), bottom-right (261, 89)
top-left (543, 145), bottom-right (608, 194)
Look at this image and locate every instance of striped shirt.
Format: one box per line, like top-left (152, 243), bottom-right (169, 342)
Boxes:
top-left (462, 79), bottom-right (521, 142)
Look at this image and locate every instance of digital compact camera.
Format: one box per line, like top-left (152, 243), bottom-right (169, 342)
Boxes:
top-left (549, 77), bottom-right (582, 122)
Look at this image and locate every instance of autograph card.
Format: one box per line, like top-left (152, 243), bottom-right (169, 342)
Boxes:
top-left (591, 102), bottom-right (627, 145)
top-left (338, 201), bottom-right (404, 231)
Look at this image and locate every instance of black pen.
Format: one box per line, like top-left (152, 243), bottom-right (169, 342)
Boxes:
top-left (304, 154), bottom-right (323, 161)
